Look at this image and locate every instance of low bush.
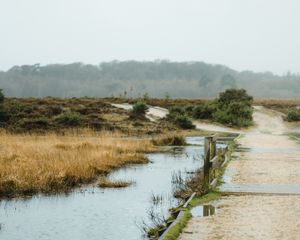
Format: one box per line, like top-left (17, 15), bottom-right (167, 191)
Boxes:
top-left (5, 101), bottom-right (26, 115)
top-left (48, 105), bottom-right (63, 115)
top-left (167, 107), bottom-right (195, 129)
top-left (173, 114), bottom-right (194, 129)
top-left (56, 112), bottom-right (83, 126)
top-left (152, 134), bottom-right (186, 146)
top-left (192, 102), bottom-right (217, 119)
top-left (0, 106), bottom-right (10, 122)
top-left (169, 106), bottom-right (185, 116)
top-left (286, 108), bottom-right (300, 122)
top-left (19, 117), bottom-right (50, 130)
top-left (218, 88), bottom-right (253, 106)
top-left (213, 101), bottom-right (253, 127)
top-left (0, 89), bottom-right (4, 103)
top-left (131, 102), bottom-right (148, 116)
top-left (180, 89), bottom-right (253, 128)
top-left (97, 177), bottom-right (132, 188)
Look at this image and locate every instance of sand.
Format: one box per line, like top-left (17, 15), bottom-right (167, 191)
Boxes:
top-left (179, 195), bottom-right (300, 240)
top-left (179, 106), bottom-right (300, 240)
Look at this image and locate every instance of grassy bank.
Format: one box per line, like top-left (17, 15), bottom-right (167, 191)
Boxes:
top-left (158, 135), bottom-right (238, 240)
top-left (0, 129), bottom-right (158, 197)
top-left (160, 192), bottom-right (222, 240)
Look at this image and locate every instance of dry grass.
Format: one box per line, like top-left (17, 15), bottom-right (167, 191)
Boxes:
top-left (97, 177), bottom-right (133, 188)
top-left (151, 133), bottom-right (186, 146)
top-left (254, 98), bottom-right (300, 107)
top-left (0, 129), bottom-right (157, 197)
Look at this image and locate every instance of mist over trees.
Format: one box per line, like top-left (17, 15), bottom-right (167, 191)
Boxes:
top-left (0, 60), bottom-right (299, 98)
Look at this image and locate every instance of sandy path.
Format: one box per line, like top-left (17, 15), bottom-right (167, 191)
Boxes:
top-left (112, 102), bottom-right (241, 132)
top-left (195, 121), bottom-right (241, 133)
top-left (180, 195), bottom-right (300, 240)
top-left (111, 103), bottom-right (168, 121)
top-left (179, 106), bottom-right (300, 240)
top-left (228, 107), bottom-right (300, 185)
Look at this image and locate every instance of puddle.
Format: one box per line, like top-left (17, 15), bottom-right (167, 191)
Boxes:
top-left (0, 137), bottom-right (205, 240)
top-left (236, 146), bottom-right (300, 154)
top-left (191, 205), bottom-right (216, 217)
top-left (292, 127), bottom-right (300, 133)
top-left (221, 183), bottom-right (300, 195)
top-left (186, 136), bottom-right (227, 149)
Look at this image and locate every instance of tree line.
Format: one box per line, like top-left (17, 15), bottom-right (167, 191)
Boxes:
top-left (0, 60), bottom-right (299, 98)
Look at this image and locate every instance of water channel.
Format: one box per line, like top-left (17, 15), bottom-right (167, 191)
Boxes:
top-left (0, 137), bottom-right (205, 240)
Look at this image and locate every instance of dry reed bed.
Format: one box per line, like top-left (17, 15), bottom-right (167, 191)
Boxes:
top-left (0, 131), bottom-right (157, 197)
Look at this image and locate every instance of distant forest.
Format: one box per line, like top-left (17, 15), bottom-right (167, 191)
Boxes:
top-left (0, 61), bottom-right (299, 98)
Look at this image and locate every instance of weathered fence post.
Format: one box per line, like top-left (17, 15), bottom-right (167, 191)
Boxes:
top-left (211, 137), bottom-right (217, 159)
top-left (204, 136), bottom-right (212, 189)
top-left (204, 134), bottom-right (218, 190)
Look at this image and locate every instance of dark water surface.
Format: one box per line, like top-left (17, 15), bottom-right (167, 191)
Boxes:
top-left (191, 205), bottom-right (216, 217)
top-left (0, 137), bottom-right (204, 240)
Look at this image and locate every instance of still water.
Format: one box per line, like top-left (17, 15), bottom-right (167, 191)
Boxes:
top-left (0, 137), bottom-right (204, 240)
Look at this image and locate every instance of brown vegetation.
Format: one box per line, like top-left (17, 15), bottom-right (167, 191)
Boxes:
top-left (0, 130), bottom-right (157, 198)
top-left (151, 133), bottom-right (186, 146)
top-left (97, 177), bottom-right (133, 188)
top-left (254, 99), bottom-right (300, 114)
top-left (2, 97), bottom-right (177, 135)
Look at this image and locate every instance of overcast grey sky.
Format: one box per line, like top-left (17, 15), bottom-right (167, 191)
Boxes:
top-left (1, 0), bottom-right (299, 74)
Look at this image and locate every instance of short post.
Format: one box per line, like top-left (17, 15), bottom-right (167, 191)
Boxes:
top-left (211, 138), bottom-right (217, 159)
top-left (204, 136), bottom-right (212, 189)
top-left (210, 137), bottom-right (217, 179)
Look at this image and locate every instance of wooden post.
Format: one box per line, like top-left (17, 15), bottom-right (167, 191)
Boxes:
top-left (211, 139), bottom-right (217, 159)
top-left (204, 136), bottom-right (212, 189)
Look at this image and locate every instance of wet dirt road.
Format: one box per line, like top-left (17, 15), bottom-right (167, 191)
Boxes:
top-left (180, 106), bottom-right (300, 240)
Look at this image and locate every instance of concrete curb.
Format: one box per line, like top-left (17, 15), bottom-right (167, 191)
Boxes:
top-left (158, 193), bottom-right (196, 240)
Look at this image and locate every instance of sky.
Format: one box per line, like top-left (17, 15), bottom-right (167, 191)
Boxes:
top-left (1, 0), bottom-right (300, 74)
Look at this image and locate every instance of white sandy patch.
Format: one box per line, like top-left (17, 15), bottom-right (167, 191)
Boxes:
top-left (179, 195), bottom-right (300, 240)
top-left (111, 103), bottom-right (168, 122)
top-left (195, 121), bottom-right (242, 133)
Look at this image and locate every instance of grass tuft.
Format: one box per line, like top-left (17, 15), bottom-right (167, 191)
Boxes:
top-left (97, 177), bottom-right (133, 188)
top-left (151, 134), bottom-right (186, 146)
top-left (0, 130), bottom-right (156, 197)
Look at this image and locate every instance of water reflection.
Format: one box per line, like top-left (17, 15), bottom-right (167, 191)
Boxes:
top-left (0, 137), bottom-right (204, 240)
top-left (191, 205), bottom-right (216, 217)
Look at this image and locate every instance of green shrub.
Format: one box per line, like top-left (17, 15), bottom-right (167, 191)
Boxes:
top-left (167, 107), bottom-right (195, 129)
top-left (132, 102), bottom-right (148, 116)
top-left (211, 89), bottom-right (253, 127)
top-left (287, 109), bottom-right (300, 122)
top-left (0, 106), bottom-right (10, 122)
top-left (213, 101), bottom-right (253, 127)
top-left (56, 112), bottom-right (83, 126)
top-left (184, 105), bottom-right (194, 114)
top-left (169, 106), bottom-right (185, 116)
top-left (174, 114), bottom-right (194, 129)
top-left (0, 90), bottom-right (9, 122)
top-left (218, 88), bottom-right (253, 106)
top-left (23, 105), bottom-right (38, 114)
top-left (0, 89), bottom-right (4, 103)
top-left (192, 102), bottom-right (217, 119)
top-left (6, 101), bottom-right (26, 115)
top-left (19, 117), bottom-right (50, 130)
top-left (48, 105), bottom-right (63, 115)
